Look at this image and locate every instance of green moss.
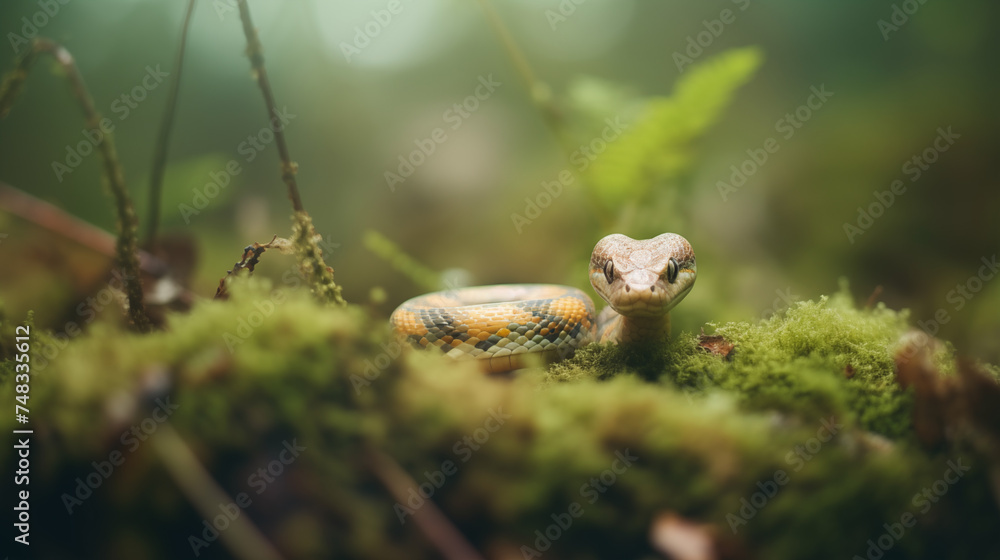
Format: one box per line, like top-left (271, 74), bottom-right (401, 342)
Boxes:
top-left (551, 288), bottom-right (919, 438)
top-left (2, 281), bottom-right (998, 559)
top-left (291, 211), bottom-right (346, 305)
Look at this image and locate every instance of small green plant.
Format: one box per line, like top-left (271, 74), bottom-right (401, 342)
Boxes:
top-left (570, 47), bottom-right (762, 232)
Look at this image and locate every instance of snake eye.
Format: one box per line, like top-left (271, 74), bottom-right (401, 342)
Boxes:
top-left (666, 258), bottom-right (679, 284)
top-left (603, 260), bottom-right (615, 284)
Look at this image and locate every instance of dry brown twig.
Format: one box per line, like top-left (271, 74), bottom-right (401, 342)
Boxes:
top-left (233, 0), bottom-right (345, 306)
top-left (0, 38), bottom-right (150, 331)
top-left (365, 446), bottom-right (487, 560)
top-left (152, 424), bottom-right (286, 560)
top-left (214, 235), bottom-right (291, 299)
top-left (235, 0), bottom-right (303, 213)
top-left (865, 285), bottom-right (884, 310)
top-left (144, 0), bottom-right (198, 247)
top-left (0, 181), bottom-right (172, 274)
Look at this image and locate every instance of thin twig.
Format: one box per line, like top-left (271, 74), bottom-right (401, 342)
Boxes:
top-left (145, 0), bottom-right (198, 247)
top-left (232, 1), bottom-right (345, 305)
top-left (366, 446), bottom-right (487, 560)
top-left (475, 0), bottom-right (611, 228)
top-left (0, 181), bottom-right (167, 275)
top-left (0, 38), bottom-right (150, 331)
top-left (151, 424), bottom-right (286, 560)
top-left (291, 211), bottom-right (345, 305)
top-left (477, 1), bottom-right (554, 122)
top-left (214, 235), bottom-right (284, 299)
top-left (476, 0), bottom-right (568, 148)
top-left (865, 285), bottom-right (884, 310)
top-left (235, 0), bottom-right (303, 213)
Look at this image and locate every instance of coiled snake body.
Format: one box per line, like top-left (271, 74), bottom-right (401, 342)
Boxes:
top-left (390, 233), bottom-right (697, 372)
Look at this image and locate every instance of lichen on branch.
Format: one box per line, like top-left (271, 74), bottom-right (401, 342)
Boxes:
top-left (0, 38), bottom-right (150, 332)
top-left (292, 211), bottom-right (345, 305)
top-left (234, 0), bottom-right (345, 305)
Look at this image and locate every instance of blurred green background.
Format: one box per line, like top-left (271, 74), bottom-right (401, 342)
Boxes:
top-left (0, 0), bottom-right (997, 361)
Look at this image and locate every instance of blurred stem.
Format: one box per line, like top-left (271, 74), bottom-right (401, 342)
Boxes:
top-left (475, 0), bottom-right (612, 229)
top-left (0, 180), bottom-right (168, 275)
top-left (145, 0), bottom-right (197, 247)
top-left (366, 446), bottom-right (486, 560)
top-left (151, 424), bottom-right (286, 560)
top-left (0, 38), bottom-right (150, 332)
top-left (235, 0), bottom-right (303, 213)
top-left (476, 0), bottom-right (568, 148)
top-left (235, 0), bottom-right (346, 305)
top-left (363, 230), bottom-right (442, 292)
top-left (292, 211), bottom-right (345, 305)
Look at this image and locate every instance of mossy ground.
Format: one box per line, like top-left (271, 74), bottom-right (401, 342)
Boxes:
top-left (1, 280), bottom-right (998, 559)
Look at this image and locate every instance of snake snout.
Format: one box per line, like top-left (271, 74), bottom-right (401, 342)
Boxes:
top-left (622, 269), bottom-right (658, 293)
top-left (601, 269), bottom-right (670, 317)
top-left (588, 232), bottom-right (697, 329)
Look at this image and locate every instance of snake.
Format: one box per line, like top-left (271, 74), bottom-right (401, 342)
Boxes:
top-left (390, 233), bottom-right (697, 372)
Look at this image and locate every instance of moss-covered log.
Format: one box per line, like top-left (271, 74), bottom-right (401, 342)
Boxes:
top-left (1, 282), bottom-right (998, 559)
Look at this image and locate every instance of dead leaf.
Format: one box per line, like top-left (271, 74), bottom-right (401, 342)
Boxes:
top-left (894, 331), bottom-right (1000, 507)
top-left (214, 235), bottom-right (284, 299)
top-left (651, 513), bottom-right (716, 560)
top-left (650, 511), bottom-right (748, 560)
top-left (698, 330), bottom-right (735, 360)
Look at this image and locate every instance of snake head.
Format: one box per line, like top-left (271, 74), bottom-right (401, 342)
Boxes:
top-left (589, 233), bottom-right (697, 318)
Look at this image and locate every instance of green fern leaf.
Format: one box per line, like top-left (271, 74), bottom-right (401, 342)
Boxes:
top-left (583, 46), bottom-right (763, 211)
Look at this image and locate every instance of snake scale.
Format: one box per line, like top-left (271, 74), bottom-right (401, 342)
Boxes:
top-left (390, 233), bottom-right (697, 372)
